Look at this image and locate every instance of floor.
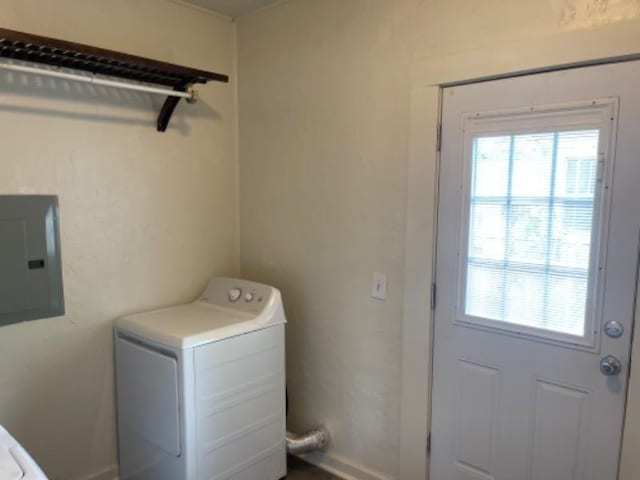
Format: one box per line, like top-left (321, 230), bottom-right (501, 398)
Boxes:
top-left (286, 456), bottom-right (341, 479)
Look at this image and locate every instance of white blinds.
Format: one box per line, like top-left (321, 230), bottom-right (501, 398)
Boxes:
top-left (464, 130), bottom-right (600, 337)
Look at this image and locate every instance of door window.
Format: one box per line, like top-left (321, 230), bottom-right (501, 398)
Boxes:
top-left (457, 104), bottom-right (614, 345)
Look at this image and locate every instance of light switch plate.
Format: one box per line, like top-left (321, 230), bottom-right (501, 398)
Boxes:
top-left (371, 272), bottom-right (387, 300)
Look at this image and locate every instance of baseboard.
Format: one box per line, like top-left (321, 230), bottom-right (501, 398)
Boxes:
top-left (77, 464), bottom-right (119, 480)
top-left (298, 452), bottom-right (392, 480)
top-left (75, 455), bottom-right (387, 480)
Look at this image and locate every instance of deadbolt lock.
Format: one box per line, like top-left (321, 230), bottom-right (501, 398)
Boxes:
top-left (604, 321), bottom-right (624, 338)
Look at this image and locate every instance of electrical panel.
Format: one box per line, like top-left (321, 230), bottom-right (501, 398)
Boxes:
top-left (0, 195), bottom-right (64, 326)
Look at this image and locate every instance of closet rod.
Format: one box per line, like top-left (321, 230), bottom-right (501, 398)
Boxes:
top-left (0, 61), bottom-right (195, 100)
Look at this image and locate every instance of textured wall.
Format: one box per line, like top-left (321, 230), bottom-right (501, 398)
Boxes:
top-left (0, 1), bottom-right (237, 479)
top-left (3, 1), bottom-right (638, 479)
top-left (413, 0), bottom-right (640, 55)
top-left (237, 0), bottom-right (415, 477)
top-left (238, 1), bottom-right (416, 477)
top-left (237, 0), bottom-right (640, 478)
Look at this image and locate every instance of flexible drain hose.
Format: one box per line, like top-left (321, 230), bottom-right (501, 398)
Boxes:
top-left (286, 427), bottom-right (330, 455)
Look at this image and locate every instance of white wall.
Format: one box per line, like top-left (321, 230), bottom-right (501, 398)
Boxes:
top-left (0, 1), bottom-right (237, 479)
top-left (238, 1), bottom-right (416, 477)
top-left (237, 1), bottom-right (640, 479)
top-left (2, 1), bottom-right (640, 479)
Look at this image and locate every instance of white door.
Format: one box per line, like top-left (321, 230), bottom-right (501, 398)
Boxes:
top-left (431, 62), bottom-right (640, 480)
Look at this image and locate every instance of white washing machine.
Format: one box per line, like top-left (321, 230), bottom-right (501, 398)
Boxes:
top-left (114, 277), bottom-right (286, 480)
top-left (0, 426), bottom-right (47, 480)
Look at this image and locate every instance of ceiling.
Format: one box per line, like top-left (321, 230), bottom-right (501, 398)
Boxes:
top-left (182, 0), bottom-right (281, 18)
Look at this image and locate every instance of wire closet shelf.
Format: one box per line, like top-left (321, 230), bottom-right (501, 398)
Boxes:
top-left (0, 27), bottom-right (229, 132)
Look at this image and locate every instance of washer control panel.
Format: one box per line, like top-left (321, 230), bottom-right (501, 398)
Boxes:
top-left (199, 278), bottom-right (272, 314)
top-left (226, 288), bottom-right (261, 304)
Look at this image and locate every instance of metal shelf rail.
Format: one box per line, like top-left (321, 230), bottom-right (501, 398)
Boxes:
top-left (0, 28), bottom-right (229, 132)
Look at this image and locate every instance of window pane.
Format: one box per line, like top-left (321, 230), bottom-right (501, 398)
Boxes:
top-left (464, 129), bottom-right (600, 338)
top-left (469, 203), bottom-right (505, 260)
top-left (550, 203), bottom-right (593, 269)
top-left (507, 203), bottom-right (549, 264)
top-left (504, 269), bottom-right (545, 328)
top-left (473, 137), bottom-right (511, 197)
top-left (511, 133), bottom-right (554, 197)
top-left (466, 263), bottom-right (504, 320)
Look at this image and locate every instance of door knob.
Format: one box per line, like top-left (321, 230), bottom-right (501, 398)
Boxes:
top-left (600, 355), bottom-right (622, 376)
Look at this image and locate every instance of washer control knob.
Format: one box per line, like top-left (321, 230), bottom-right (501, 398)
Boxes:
top-left (245, 292), bottom-right (255, 302)
top-left (228, 288), bottom-right (242, 302)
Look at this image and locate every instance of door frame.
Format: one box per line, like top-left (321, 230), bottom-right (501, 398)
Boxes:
top-left (399, 21), bottom-right (640, 480)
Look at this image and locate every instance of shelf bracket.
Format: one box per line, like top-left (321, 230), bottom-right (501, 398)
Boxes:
top-left (157, 85), bottom-right (190, 132)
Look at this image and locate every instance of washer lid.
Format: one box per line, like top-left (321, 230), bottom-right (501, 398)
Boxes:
top-left (0, 427), bottom-right (23, 480)
top-left (116, 277), bottom-right (286, 349)
top-left (0, 426), bottom-right (47, 480)
top-left (0, 448), bottom-right (22, 480)
top-left (116, 302), bottom-right (285, 350)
